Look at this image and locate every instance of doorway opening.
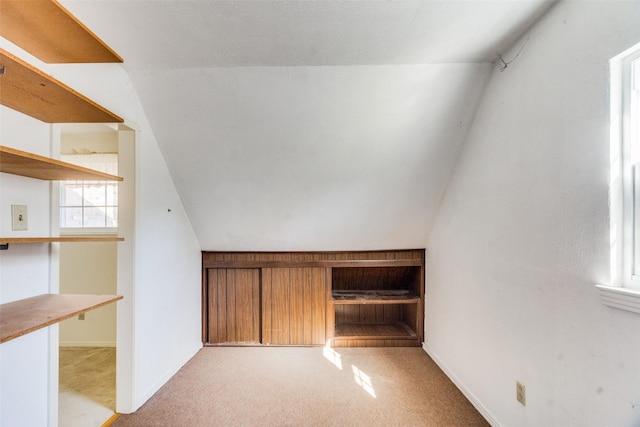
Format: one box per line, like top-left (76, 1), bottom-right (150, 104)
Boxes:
top-left (56, 123), bottom-right (135, 425)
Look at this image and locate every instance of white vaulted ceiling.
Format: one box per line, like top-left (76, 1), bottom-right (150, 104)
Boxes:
top-left (61, 0), bottom-right (555, 251)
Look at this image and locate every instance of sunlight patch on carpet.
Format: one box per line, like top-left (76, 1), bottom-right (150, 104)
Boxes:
top-left (323, 343), bottom-right (343, 370)
top-left (352, 365), bottom-right (376, 398)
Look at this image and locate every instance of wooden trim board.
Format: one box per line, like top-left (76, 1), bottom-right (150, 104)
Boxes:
top-left (203, 259), bottom-right (424, 269)
top-left (0, 49), bottom-right (123, 123)
top-left (0, 0), bottom-right (123, 63)
top-left (331, 290), bottom-right (420, 304)
top-left (0, 294), bottom-right (123, 344)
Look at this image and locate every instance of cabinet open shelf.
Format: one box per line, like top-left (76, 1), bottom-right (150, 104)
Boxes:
top-left (333, 322), bottom-right (418, 340)
top-left (332, 289), bottom-right (420, 304)
top-left (330, 264), bottom-right (424, 347)
top-left (0, 145), bottom-right (123, 181)
top-left (0, 293), bottom-right (123, 344)
top-left (0, 49), bottom-right (123, 123)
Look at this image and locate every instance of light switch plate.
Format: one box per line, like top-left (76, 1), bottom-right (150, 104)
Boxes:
top-left (11, 205), bottom-right (28, 231)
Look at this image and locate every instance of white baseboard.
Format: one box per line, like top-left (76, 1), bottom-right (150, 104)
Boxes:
top-left (422, 342), bottom-right (500, 427)
top-left (60, 341), bottom-right (116, 347)
top-left (136, 342), bottom-right (203, 410)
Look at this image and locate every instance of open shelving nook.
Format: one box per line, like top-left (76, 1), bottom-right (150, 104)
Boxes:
top-left (331, 265), bottom-right (423, 347)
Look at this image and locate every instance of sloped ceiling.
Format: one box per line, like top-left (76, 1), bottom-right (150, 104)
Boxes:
top-left (62, 0), bottom-right (554, 251)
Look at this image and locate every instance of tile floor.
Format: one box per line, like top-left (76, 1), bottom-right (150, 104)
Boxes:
top-left (59, 347), bottom-right (116, 427)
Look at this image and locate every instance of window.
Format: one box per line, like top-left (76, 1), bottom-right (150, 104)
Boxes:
top-left (619, 47), bottom-right (640, 287)
top-left (60, 153), bottom-right (118, 229)
top-left (598, 43), bottom-right (640, 312)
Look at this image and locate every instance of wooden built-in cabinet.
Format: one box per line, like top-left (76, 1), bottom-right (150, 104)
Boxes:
top-left (202, 250), bottom-right (424, 347)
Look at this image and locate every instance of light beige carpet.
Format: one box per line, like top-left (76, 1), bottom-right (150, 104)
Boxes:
top-left (59, 347), bottom-right (116, 427)
top-left (113, 347), bottom-right (488, 426)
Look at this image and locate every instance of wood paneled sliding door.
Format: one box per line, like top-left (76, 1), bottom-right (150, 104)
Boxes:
top-left (262, 268), bottom-right (327, 345)
top-left (206, 268), bottom-right (260, 344)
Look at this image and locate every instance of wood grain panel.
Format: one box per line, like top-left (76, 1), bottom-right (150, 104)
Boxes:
top-left (333, 339), bottom-right (420, 348)
top-left (331, 267), bottom-right (420, 292)
top-left (207, 269), bottom-right (224, 343)
top-left (0, 0), bottom-right (123, 63)
top-left (310, 268), bottom-right (327, 344)
top-left (290, 268), bottom-right (305, 344)
top-left (202, 250), bottom-right (424, 269)
top-left (262, 268), bottom-right (273, 344)
top-left (262, 267), bottom-right (326, 345)
top-left (273, 267), bottom-right (292, 344)
top-left (0, 49), bottom-right (123, 123)
top-left (207, 269), bottom-right (260, 344)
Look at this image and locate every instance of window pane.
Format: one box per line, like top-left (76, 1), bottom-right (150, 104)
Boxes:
top-left (61, 184), bottom-right (84, 206)
top-left (635, 164), bottom-right (640, 276)
top-left (106, 207), bottom-right (118, 227)
top-left (83, 183), bottom-right (106, 206)
top-left (84, 207), bottom-right (107, 227)
top-left (59, 153), bottom-right (118, 229)
top-left (60, 207), bottom-right (83, 228)
top-left (106, 184), bottom-right (118, 206)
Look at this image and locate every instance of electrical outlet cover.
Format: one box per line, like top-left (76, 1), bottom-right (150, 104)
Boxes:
top-left (11, 205), bottom-right (28, 231)
top-left (516, 381), bottom-right (526, 406)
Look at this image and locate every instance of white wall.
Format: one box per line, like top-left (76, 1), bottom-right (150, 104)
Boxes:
top-left (425, 2), bottom-right (640, 426)
top-left (59, 242), bottom-right (117, 347)
top-left (47, 54), bottom-right (203, 414)
top-left (0, 39), bottom-right (202, 423)
top-left (129, 63), bottom-right (492, 251)
top-left (0, 105), bottom-right (57, 427)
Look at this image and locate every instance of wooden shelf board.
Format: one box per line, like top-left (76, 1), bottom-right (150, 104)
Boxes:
top-left (0, 294), bottom-right (123, 344)
top-left (1, 145), bottom-right (123, 181)
top-left (332, 290), bottom-right (420, 305)
top-left (333, 322), bottom-right (417, 339)
top-left (0, 49), bottom-right (123, 123)
top-left (0, 0), bottom-right (123, 64)
top-left (0, 237), bottom-right (124, 245)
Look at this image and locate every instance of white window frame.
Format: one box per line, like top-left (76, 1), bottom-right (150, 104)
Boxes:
top-left (59, 152), bottom-right (119, 232)
top-left (598, 42), bottom-right (640, 312)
